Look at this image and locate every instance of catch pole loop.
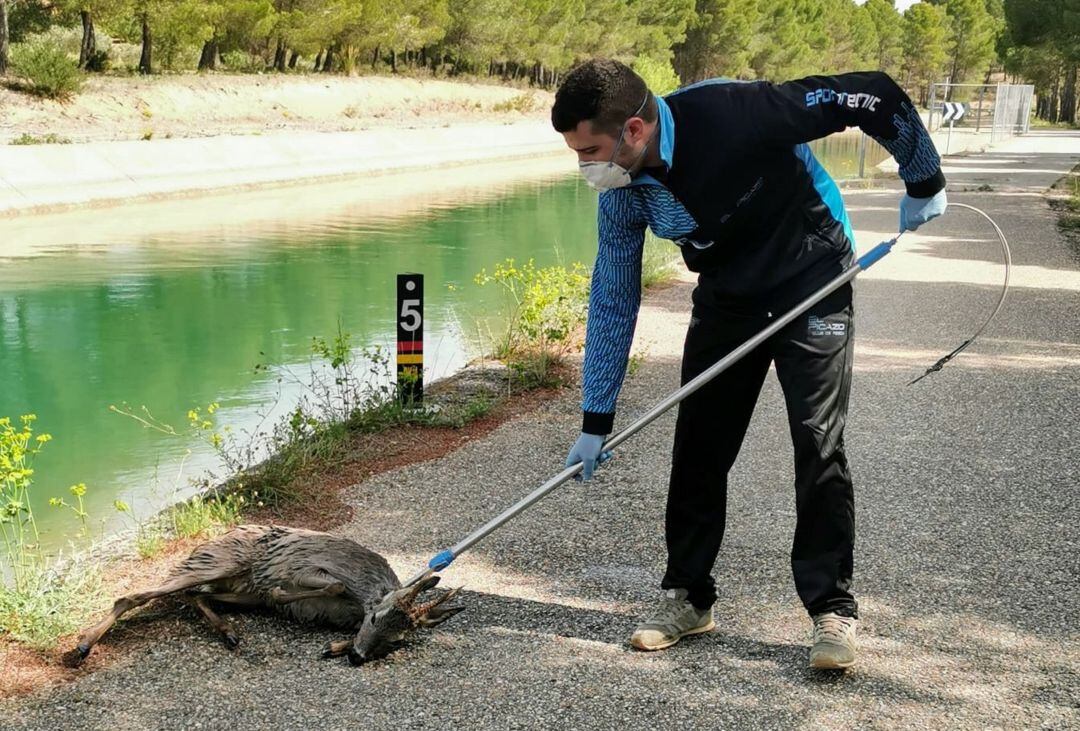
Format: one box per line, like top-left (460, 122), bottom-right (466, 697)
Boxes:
top-left (909, 203), bottom-right (1012, 385)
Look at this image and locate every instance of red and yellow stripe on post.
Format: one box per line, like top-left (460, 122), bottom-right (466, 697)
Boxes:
top-left (396, 273), bottom-right (423, 404)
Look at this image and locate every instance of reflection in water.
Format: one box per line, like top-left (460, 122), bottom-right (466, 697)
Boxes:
top-left (0, 133), bottom-right (880, 548)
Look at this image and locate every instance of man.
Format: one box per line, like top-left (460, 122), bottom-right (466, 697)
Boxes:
top-left (552, 59), bottom-right (946, 669)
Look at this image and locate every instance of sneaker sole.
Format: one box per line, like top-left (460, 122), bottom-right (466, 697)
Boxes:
top-left (809, 653), bottom-right (856, 670)
top-left (630, 618), bottom-right (716, 651)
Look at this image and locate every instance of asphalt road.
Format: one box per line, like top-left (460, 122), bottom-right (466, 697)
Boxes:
top-left (5, 131), bottom-right (1078, 731)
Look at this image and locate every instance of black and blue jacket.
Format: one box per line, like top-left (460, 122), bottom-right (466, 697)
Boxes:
top-left (581, 72), bottom-right (945, 435)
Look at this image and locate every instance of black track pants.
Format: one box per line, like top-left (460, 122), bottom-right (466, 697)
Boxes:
top-left (661, 282), bottom-right (857, 618)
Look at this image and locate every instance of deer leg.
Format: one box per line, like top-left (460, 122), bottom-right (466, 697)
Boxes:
top-left (269, 581), bottom-right (346, 604)
top-left (320, 637), bottom-right (353, 659)
top-left (198, 591), bottom-right (263, 607)
top-left (186, 593), bottom-right (242, 649)
top-left (72, 574), bottom-right (216, 663)
top-left (270, 571), bottom-right (347, 604)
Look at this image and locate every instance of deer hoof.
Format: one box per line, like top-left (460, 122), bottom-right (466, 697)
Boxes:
top-left (320, 642), bottom-right (336, 659)
top-left (62, 647), bottom-right (89, 668)
top-left (224, 632), bottom-right (241, 649)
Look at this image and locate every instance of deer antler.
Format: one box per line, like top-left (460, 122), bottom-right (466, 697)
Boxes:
top-left (406, 586), bottom-right (462, 626)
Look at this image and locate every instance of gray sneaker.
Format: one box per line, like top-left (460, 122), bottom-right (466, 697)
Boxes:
top-left (810, 612), bottom-right (858, 669)
top-left (630, 588), bottom-right (715, 651)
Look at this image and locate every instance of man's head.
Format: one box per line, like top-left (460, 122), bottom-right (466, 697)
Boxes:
top-left (552, 59), bottom-right (658, 189)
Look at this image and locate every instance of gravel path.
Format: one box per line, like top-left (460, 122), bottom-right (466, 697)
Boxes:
top-left (5, 132), bottom-right (1078, 730)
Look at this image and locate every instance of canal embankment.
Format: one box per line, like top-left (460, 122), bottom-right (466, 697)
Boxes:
top-left (0, 120), bottom-right (568, 217)
top-left (0, 73), bottom-right (561, 217)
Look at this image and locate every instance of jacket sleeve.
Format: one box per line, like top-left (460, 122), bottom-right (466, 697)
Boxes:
top-left (733, 71), bottom-right (945, 198)
top-left (580, 188), bottom-right (645, 436)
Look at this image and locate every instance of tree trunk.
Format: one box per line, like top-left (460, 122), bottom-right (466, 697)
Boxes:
top-left (0, 0), bottom-right (8, 77)
top-left (322, 44), bottom-right (335, 73)
top-left (288, 50), bottom-right (299, 69)
top-left (1050, 74), bottom-right (1060, 123)
top-left (1062, 65), bottom-right (1078, 125)
top-left (273, 38), bottom-right (286, 71)
top-left (138, 15), bottom-right (152, 75)
top-left (390, 48), bottom-right (397, 73)
top-left (198, 40), bottom-right (218, 70)
top-left (372, 44), bottom-right (379, 69)
top-left (314, 50), bottom-right (323, 71)
top-left (79, 10), bottom-right (96, 69)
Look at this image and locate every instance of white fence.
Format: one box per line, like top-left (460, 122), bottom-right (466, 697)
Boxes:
top-left (991, 84), bottom-right (1035, 142)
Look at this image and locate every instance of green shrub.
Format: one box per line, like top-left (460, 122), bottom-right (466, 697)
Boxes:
top-left (0, 559), bottom-right (102, 649)
top-left (0, 414), bottom-right (103, 649)
top-left (11, 38), bottom-right (83, 100)
top-left (168, 493), bottom-right (245, 539)
top-left (492, 93), bottom-right (540, 114)
top-left (85, 49), bottom-right (110, 72)
top-left (474, 258), bottom-right (590, 387)
top-left (221, 50), bottom-right (267, 74)
top-left (1, 415), bottom-right (51, 585)
top-left (134, 527), bottom-right (166, 559)
top-left (9, 132), bottom-right (72, 145)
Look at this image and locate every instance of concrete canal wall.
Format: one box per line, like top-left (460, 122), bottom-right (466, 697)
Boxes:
top-left (0, 120), bottom-right (567, 217)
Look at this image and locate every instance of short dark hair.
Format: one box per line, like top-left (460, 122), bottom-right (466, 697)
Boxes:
top-left (551, 59), bottom-right (655, 136)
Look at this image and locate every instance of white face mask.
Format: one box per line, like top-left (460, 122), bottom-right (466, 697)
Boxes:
top-left (579, 94), bottom-right (651, 193)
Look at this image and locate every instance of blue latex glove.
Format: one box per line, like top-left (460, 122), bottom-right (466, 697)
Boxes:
top-left (565, 432), bottom-right (613, 481)
top-left (899, 189), bottom-right (948, 232)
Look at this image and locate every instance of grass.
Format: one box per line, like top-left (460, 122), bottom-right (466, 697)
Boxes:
top-left (490, 92), bottom-right (541, 114)
top-left (458, 394), bottom-right (495, 423)
top-left (0, 558), bottom-right (102, 650)
top-left (9, 132), bottom-right (72, 145)
top-left (134, 528), bottom-right (166, 560)
top-left (167, 493), bottom-right (245, 540)
top-left (1030, 117), bottom-right (1080, 130)
top-left (641, 232), bottom-right (680, 288)
top-left (1051, 166), bottom-right (1080, 232)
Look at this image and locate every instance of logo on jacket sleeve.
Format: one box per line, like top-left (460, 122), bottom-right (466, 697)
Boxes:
top-left (805, 89), bottom-right (881, 111)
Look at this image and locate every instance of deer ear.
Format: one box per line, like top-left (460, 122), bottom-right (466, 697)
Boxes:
top-left (416, 575), bottom-right (441, 592)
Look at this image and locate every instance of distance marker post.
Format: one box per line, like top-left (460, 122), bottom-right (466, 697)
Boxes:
top-left (396, 273), bottom-right (423, 405)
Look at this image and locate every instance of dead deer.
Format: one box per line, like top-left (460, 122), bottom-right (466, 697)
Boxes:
top-left (70, 524), bottom-right (463, 666)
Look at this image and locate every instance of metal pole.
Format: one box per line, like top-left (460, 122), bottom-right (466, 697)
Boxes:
top-left (404, 235), bottom-right (902, 587)
top-left (976, 85), bottom-right (985, 132)
top-left (857, 133), bottom-right (867, 179)
top-left (991, 83), bottom-right (1003, 143)
top-left (1021, 85), bottom-right (1034, 135)
top-left (928, 84), bottom-right (938, 132)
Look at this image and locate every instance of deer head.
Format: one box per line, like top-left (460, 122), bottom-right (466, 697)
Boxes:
top-left (348, 575), bottom-right (465, 665)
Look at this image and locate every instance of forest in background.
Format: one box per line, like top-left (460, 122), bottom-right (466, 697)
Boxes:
top-left (0, 0), bottom-right (1076, 123)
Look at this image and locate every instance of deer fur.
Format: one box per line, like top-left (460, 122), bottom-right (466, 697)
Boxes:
top-left (70, 524), bottom-right (463, 666)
